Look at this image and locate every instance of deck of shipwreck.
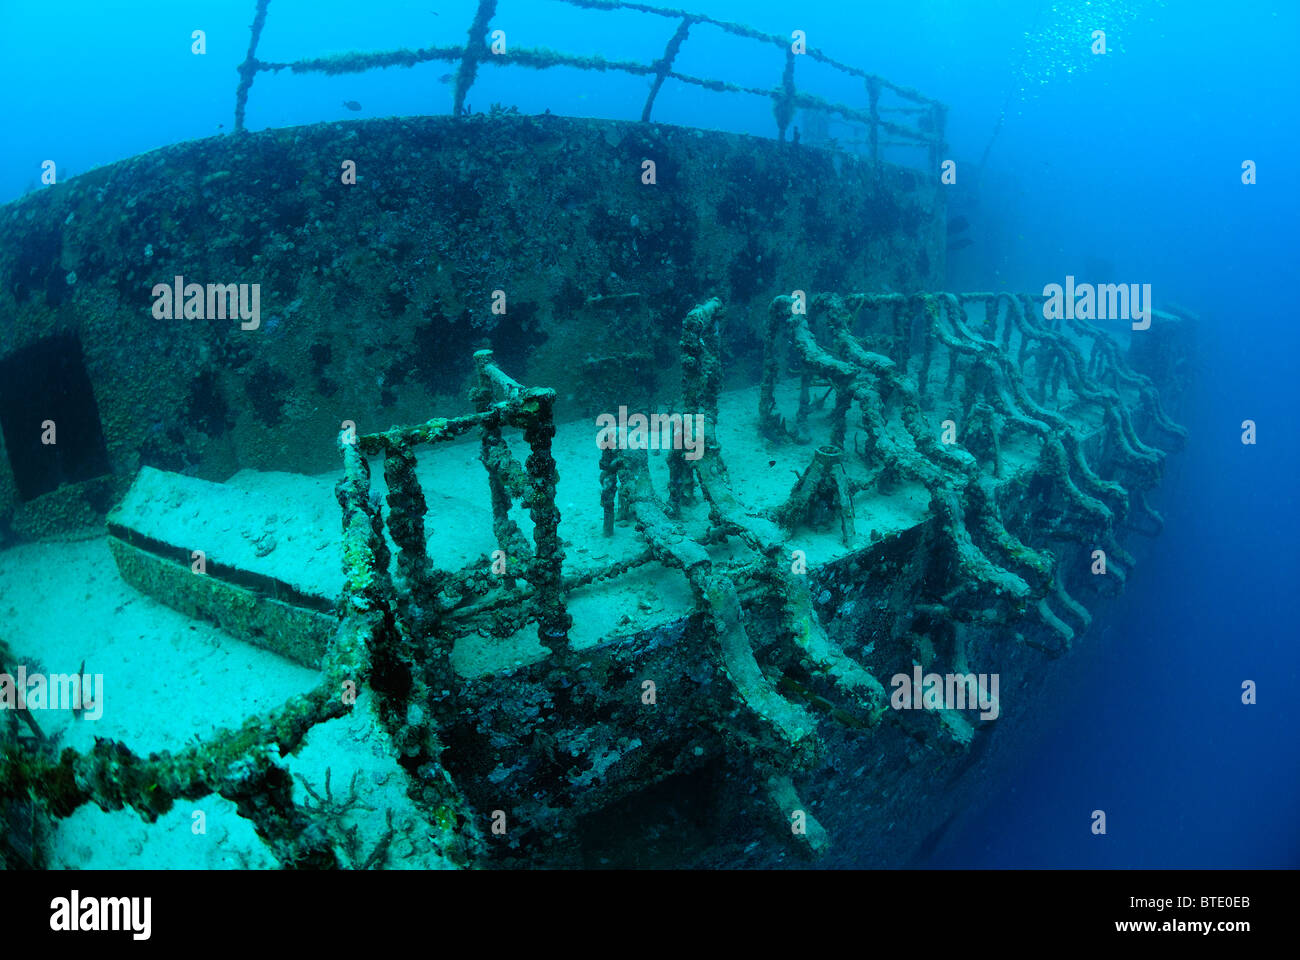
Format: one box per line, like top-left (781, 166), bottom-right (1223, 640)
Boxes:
top-left (106, 374), bottom-right (1108, 677)
top-left (0, 347), bottom-right (1158, 869)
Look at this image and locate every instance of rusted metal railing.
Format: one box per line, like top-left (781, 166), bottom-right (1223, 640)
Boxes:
top-left (345, 351), bottom-right (572, 659)
top-left (232, 0), bottom-right (946, 170)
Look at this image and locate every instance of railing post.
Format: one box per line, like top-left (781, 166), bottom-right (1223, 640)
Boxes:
top-left (929, 102), bottom-right (948, 180)
top-left (642, 15), bottom-right (694, 123)
top-left (453, 0), bottom-right (499, 117)
top-left (383, 443), bottom-right (440, 616)
top-left (520, 390), bottom-right (571, 657)
top-left (775, 47), bottom-right (797, 142)
top-left (599, 446), bottom-right (619, 536)
top-left (866, 77), bottom-right (881, 166)
top-left (473, 349), bottom-right (530, 588)
top-left (232, 1), bottom-right (944, 158)
top-left (233, 0), bottom-right (272, 133)
top-left (759, 298), bottom-right (786, 439)
top-left (670, 298), bottom-right (723, 509)
top-left (336, 433), bottom-right (393, 612)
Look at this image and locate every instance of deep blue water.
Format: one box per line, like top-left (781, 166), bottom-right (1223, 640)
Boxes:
top-left (2, 0), bottom-right (1296, 867)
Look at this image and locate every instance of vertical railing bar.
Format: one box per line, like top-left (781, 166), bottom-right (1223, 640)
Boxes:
top-left (641, 15), bottom-right (694, 122)
top-left (517, 390), bottom-right (571, 657)
top-left (758, 298), bottom-right (786, 440)
top-left (453, 0), bottom-right (499, 117)
top-left (866, 77), bottom-right (881, 167)
top-left (670, 298), bottom-right (724, 508)
top-left (383, 445), bottom-right (439, 616)
top-left (474, 350), bottom-right (528, 589)
top-left (930, 102), bottom-right (948, 180)
top-left (233, 0), bottom-right (946, 170)
top-left (599, 446), bottom-right (619, 536)
top-left (337, 434), bottom-right (395, 612)
top-left (775, 46), bottom-right (797, 142)
top-left (233, 0), bottom-right (272, 133)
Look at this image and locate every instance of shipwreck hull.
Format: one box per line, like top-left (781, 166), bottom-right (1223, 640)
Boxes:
top-left (0, 107), bottom-right (1194, 869)
top-left (84, 297), bottom-right (1184, 868)
top-left (447, 524), bottom-right (1080, 869)
top-left (419, 390), bottom-right (1120, 868)
top-left (0, 113), bottom-right (943, 544)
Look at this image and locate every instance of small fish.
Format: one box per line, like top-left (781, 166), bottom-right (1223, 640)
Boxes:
top-left (342, 100), bottom-right (362, 111)
top-left (439, 73), bottom-right (454, 84)
top-left (946, 215), bottom-right (969, 235)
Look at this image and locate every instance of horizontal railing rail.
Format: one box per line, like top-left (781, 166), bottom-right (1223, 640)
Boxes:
top-left (233, 0), bottom-right (946, 170)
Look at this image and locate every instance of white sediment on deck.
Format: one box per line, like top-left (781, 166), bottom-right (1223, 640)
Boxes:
top-left (101, 376), bottom-right (1093, 676)
top-left (102, 379), bottom-right (945, 674)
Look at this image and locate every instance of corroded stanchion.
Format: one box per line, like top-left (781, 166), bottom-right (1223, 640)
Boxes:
top-left (383, 444), bottom-right (438, 613)
top-left (945, 330), bottom-right (962, 394)
top-left (669, 297), bottom-right (722, 510)
top-left (338, 432), bottom-right (394, 611)
top-left (775, 47), bottom-right (797, 141)
top-left (232, 0), bottom-right (271, 133)
top-left (764, 296), bottom-right (862, 450)
top-left (642, 15), bottom-right (694, 122)
top-left (963, 399), bottom-right (1002, 478)
top-left (453, 0), bottom-right (499, 116)
top-left (825, 372), bottom-right (853, 451)
top-left (474, 350), bottom-right (530, 586)
top-left (772, 444), bottom-right (856, 546)
top-left (599, 445), bottom-right (619, 537)
top-left (339, 431), bottom-right (480, 865)
top-left (929, 103), bottom-right (948, 180)
top-left (898, 297), bottom-right (916, 367)
top-left (759, 299), bottom-right (793, 440)
top-left (379, 349), bottom-right (571, 655)
top-left (915, 295), bottom-right (935, 392)
top-left (516, 389), bottom-right (571, 657)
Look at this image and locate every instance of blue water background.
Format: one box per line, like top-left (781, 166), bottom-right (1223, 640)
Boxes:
top-left (1, 0), bottom-right (1295, 867)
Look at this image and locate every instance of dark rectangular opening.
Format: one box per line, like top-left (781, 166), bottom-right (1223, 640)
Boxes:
top-left (0, 333), bottom-right (110, 501)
